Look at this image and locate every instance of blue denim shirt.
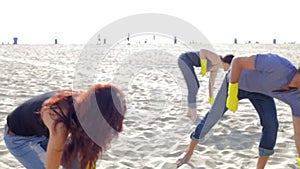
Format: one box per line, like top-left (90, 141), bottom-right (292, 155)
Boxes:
top-left (239, 53), bottom-right (300, 117)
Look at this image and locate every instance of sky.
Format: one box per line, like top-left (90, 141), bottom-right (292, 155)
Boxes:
top-left (1, 0), bottom-right (299, 44)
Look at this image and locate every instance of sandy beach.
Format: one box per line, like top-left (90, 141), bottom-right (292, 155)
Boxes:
top-left (0, 42), bottom-right (300, 169)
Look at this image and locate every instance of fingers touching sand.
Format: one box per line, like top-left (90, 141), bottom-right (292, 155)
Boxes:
top-left (176, 153), bottom-right (192, 168)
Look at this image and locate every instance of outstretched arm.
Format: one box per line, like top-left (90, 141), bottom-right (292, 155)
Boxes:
top-left (293, 116), bottom-right (300, 164)
top-left (208, 71), bottom-right (217, 102)
top-left (200, 49), bottom-right (222, 103)
top-left (176, 140), bottom-right (198, 168)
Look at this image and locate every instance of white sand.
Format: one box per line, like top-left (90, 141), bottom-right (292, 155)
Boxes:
top-left (0, 43), bottom-right (299, 169)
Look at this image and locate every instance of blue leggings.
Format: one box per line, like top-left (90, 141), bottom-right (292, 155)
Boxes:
top-left (191, 75), bottom-right (278, 156)
top-left (178, 52), bottom-right (201, 109)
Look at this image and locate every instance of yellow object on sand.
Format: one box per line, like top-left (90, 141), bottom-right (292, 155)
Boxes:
top-left (200, 59), bottom-right (207, 76)
top-left (226, 83), bottom-right (239, 112)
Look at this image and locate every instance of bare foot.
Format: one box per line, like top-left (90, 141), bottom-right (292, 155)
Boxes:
top-left (176, 153), bottom-right (192, 168)
top-left (187, 108), bottom-right (200, 123)
top-left (187, 108), bottom-right (196, 119)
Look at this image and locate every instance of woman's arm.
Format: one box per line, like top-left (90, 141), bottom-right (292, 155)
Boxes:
top-left (226, 55), bottom-right (255, 112)
top-left (229, 55), bottom-right (255, 83)
top-left (176, 140), bottom-right (198, 168)
top-left (293, 116), bottom-right (300, 159)
top-left (208, 71), bottom-right (217, 101)
top-left (42, 110), bottom-right (68, 169)
top-left (200, 49), bottom-right (222, 103)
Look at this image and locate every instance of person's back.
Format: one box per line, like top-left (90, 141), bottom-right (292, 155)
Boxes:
top-left (7, 91), bottom-right (58, 137)
top-left (238, 53), bottom-right (297, 95)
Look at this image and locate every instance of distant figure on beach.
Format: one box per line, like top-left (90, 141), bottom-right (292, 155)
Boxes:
top-left (234, 38), bottom-right (238, 44)
top-left (127, 33), bottom-right (130, 41)
top-left (127, 33), bottom-right (130, 45)
top-left (4, 83), bottom-right (126, 169)
top-left (98, 34), bottom-right (101, 42)
top-left (176, 53), bottom-right (300, 169)
top-left (177, 49), bottom-right (234, 122)
top-left (13, 37), bottom-right (18, 45)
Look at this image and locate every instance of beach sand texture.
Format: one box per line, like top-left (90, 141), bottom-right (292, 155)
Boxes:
top-left (0, 43), bottom-right (300, 169)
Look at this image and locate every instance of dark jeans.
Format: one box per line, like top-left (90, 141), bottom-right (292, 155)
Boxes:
top-left (191, 75), bottom-right (278, 156)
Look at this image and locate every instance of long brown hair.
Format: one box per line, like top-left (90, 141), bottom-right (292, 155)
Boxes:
top-left (63, 83), bottom-right (126, 169)
top-left (40, 90), bottom-right (80, 131)
top-left (40, 84), bottom-right (126, 169)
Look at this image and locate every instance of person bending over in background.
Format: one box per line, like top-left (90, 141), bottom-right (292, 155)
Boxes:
top-left (178, 49), bottom-right (234, 121)
top-left (177, 53), bottom-right (300, 169)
